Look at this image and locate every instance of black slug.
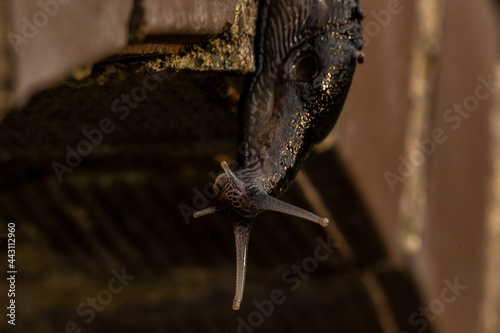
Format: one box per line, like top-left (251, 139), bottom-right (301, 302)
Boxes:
top-left (194, 0), bottom-right (364, 310)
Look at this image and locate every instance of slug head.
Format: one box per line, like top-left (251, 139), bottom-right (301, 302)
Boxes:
top-left (195, 162), bottom-right (328, 227)
top-left (193, 162), bottom-right (328, 310)
top-left (211, 162), bottom-right (256, 219)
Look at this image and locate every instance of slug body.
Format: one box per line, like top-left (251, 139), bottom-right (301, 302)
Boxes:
top-left (194, 0), bottom-right (364, 310)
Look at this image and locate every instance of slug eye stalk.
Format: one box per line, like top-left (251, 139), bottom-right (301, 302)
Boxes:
top-left (193, 161), bottom-right (328, 310)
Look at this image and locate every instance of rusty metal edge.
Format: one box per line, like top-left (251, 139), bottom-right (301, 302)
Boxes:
top-left (129, 0), bottom-right (258, 74)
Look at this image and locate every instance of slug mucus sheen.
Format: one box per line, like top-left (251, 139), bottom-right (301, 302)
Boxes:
top-left (193, 0), bottom-right (364, 310)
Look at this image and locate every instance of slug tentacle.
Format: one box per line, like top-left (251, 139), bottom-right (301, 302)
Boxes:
top-left (192, 207), bottom-right (217, 218)
top-left (254, 194), bottom-right (329, 227)
top-left (232, 219), bottom-right (253, 311)
top-left (221, 161), bottom-right (245, 191)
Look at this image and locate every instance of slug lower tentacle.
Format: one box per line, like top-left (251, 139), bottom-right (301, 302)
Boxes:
top-left (193, 0), bottom-right (364, 310)
top-left (232, 219), bottom-right (253, 311)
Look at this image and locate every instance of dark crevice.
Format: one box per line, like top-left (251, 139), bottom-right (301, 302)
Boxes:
top-left (128, 0), bottom-right (147, 43)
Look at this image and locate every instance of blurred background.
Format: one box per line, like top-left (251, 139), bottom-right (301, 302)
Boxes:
top-left (0, 0), bottom-right (499, 332)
